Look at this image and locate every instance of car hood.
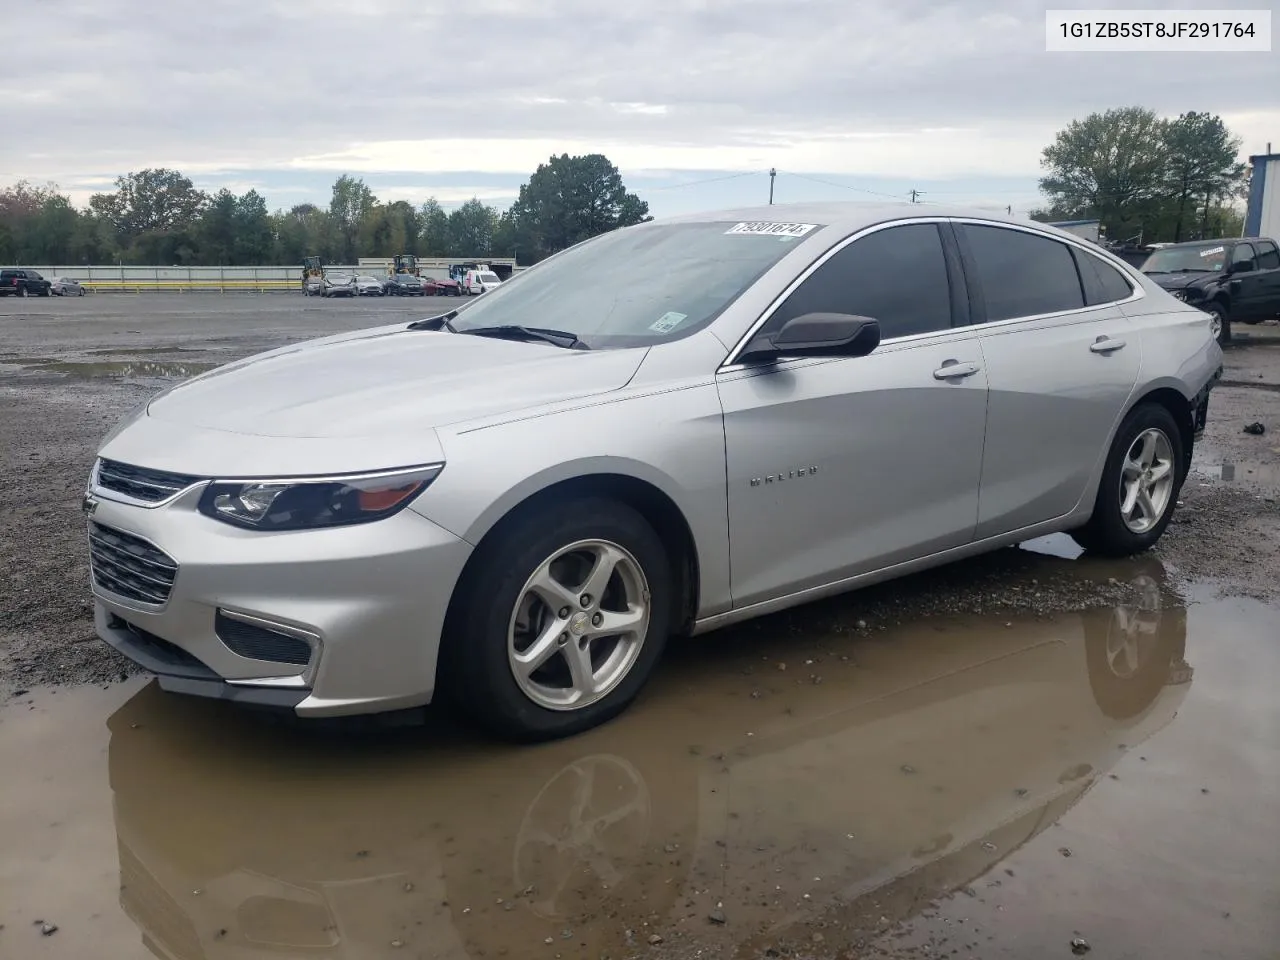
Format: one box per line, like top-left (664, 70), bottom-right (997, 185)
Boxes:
top-left (1146, 272), bottom-right (1213, 291)
top-left (143, 324), bottom-right (646, 439)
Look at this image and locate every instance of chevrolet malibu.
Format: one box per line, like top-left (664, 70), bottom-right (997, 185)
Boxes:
top-left (84, 203), bottom-right (1222, 741)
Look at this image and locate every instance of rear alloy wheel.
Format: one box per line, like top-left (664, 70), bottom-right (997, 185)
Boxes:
top-left (1071, 403), bottom-right (1184, 556)
top-left (443, 499), bottom-right (672, 741)
top-left (1205, 302), bottom-right (1230, 345)
top-left (19, 286), bottom-right (28, 298)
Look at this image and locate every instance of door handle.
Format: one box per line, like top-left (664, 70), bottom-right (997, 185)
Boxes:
top-left (932, 360), bottom-right (981, 380)
top-left (1090, 337), bottom-right (1127, 354)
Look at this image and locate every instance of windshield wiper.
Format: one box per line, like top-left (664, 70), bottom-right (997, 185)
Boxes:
top-left (459, 325), bottom-right (589, 350)
top-left (406, 311), bottom-right (458, 332)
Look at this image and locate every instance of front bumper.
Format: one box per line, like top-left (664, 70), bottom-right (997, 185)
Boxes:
top-left (88, 485), bottom-right (472, 717)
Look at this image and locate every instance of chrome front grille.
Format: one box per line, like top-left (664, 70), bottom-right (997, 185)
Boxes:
top-left (88, 522), bottom-right (178, 606)
top-left (95, 458), bottom-right (201, 503)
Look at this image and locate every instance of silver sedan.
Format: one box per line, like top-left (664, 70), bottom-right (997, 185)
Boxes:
top-left (51, 276), bottom-right (85, 296)
top-left (83, 202), bottom-right (1222, 740)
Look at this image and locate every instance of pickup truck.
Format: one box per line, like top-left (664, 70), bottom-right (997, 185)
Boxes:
top-left (1140, 237), bottom-right (1280, 344)
top-left (0, 268), bottom-right (53, 297)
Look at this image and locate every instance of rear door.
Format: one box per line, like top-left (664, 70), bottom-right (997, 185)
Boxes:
top-left (717, 220), bottom-right (989, 608)
top-left (955, 222), bottom-right (1142, 539)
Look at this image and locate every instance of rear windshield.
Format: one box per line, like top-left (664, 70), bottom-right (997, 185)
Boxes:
top-left (451, 220), bottom-right (824, 348)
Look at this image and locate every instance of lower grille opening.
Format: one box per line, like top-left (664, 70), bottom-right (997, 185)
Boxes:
top-left (215, 612), bottom-right (312, 666)
top-left (107, 614), bottom-right (214, 675)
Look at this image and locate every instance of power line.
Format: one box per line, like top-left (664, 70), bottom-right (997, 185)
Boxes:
top-left (776, 170), bottom-right (907, 201)
top-left (641, 170), bottom-right (761, 192)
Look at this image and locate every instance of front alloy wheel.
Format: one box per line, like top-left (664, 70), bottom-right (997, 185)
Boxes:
top-left (508, 540), bottom-right (651, 711)
top-left (443, 498), bottom-right (672, 741)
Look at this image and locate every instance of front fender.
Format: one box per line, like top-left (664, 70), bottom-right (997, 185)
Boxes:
top-left (409, 383), bottom-right (734, 617)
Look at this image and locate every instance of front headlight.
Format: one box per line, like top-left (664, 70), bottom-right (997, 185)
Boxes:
top-left (197, 464), bottom-right (443, 531)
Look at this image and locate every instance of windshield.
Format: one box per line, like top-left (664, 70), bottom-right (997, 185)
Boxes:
top-left (1142, 244), bottom-right (1227, 273)
top-left (478, 273), bottom-right (500, 283)
top-left (328, 274), bottom-right (352, 282)
top-left (451, 220), bottom-right (822, 348)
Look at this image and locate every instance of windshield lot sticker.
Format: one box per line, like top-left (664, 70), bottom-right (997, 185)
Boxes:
top-left (725, 222), bottom-right (817, 237)
top-left (1199, 246), bottom-right (1225, 257)
top-left (650, 311), bottom-right (688, 333)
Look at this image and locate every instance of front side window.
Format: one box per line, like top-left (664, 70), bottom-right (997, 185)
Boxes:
top-left (962, 224), bottom-right (1085, 322)
top-left (1255, 241), bottom-right (1280, 270)
top-left (760, 223), bottom-right (954, 341)
top-left (1232, 243), bottom-right (1256, 269)
top-left (450, 220), bottom-right (822, 348)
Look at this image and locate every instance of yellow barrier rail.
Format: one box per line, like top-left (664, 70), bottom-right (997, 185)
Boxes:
top-left (81, 280), bottom-right (300, 293)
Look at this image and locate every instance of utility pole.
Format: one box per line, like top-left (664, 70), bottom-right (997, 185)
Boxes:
top-left (769, 168), bottom-right (776, 205)
top-left (909, 189), bottom-right (924, 203)
top-left (1006, 205), bottom-right (1012, 215)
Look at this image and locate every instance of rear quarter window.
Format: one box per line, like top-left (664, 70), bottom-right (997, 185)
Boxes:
top-left (1072, 248), bottom-right (1134, 305)
top-left (962, 224), bottom-right (1085, 322)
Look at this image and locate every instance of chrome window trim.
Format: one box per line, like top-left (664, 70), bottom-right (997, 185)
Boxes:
top-left (718, 216), bottom-right (1147, 372)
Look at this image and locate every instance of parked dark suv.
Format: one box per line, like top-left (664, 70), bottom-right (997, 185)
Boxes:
top-left (0, 268), bottom-right (53, 297)
top-left (1141, 238), bottom-right (1280, 344)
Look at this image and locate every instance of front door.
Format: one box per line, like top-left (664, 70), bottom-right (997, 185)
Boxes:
top-left (717, 221), bottom-right (988, 609)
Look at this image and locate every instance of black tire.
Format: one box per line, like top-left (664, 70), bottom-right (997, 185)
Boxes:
top-left (441, 498), bottom-right (673, 742)
top-left (1205, 301), bottom-right (1230, 345)
top-left (1070, 402), bottom-right (1185, 557)
top-left (19, 286), bottom-right (28, 298)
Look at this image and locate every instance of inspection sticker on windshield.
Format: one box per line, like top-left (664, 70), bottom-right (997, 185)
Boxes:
top-left (1199, 246), bottom-right (1225, 257)
top-left (650, 311), bottom-right (688, 333)
top-left (725, 221), bottom-right (817, 237)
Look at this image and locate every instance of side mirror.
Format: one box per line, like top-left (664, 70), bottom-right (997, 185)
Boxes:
top-left (1229, 260), bottom-right (1254, 274)
top-left (739, 313), bottom-right (881, 364)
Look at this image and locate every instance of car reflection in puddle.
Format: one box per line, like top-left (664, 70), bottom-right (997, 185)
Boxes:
top-left (106, 556), bottom-right (1191, 959)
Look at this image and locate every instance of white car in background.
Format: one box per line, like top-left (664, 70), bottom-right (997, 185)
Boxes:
top-left (464, 269), bottom-right (502, 295)
top-left (353, 275), bottom-right (386, 297)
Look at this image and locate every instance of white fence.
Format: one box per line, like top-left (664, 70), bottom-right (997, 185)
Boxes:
top-left (23, 265), bottom-right (361, 294)
top-left (22, 261), bottom-right (527, 293)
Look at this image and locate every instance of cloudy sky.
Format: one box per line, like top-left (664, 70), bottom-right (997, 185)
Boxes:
top-left (2, 0), bottom-right (1274, 217)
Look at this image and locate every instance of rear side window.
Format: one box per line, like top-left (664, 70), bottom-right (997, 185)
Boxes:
top-left (1255, 240), bottom-right (1280, 270)
top-left (1072, 248), bottom-right (1134, 305)
top-left (963, 224), bottom-right (1085, 322)
top-left (764, 223), bottom-right (954, 340)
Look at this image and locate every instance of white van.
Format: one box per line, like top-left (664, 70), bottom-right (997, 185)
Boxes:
top-left (464, 269), bottom-right (503, 295)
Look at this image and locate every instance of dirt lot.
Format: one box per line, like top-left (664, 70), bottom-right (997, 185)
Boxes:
top-left (1, 295), bottom-right (1278, 960)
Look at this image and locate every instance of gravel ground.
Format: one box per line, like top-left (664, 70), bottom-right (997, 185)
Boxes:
top-left (1, 295), bottom-right (1278, 697)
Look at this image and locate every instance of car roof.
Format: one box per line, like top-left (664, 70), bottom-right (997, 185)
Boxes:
top-left (654, 200), bottom-right (1050, 232)
top-left (1152, 238), bottom-right (1240, 249)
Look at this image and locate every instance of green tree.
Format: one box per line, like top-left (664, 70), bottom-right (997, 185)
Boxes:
top-left (198, 189), bottom-right (239, 263)
top-left (88, 168), bottom-right (207, 241)
top-left (271, 202), bottom-right (335, 264)
top-left (447, 198), bottom-right (499, 256)
top-left (1039, 107), bottom-right (1169, 240)
top-left (328, 174), bottom-right (377, 262)
top-left (1163, 112), bottom-right (1244, 241)
top-left (232, 190), bottom-right (273, 263)
top-left (418, 198), bottom-right (450, 256)
top-left (508, 153), bottom-right (650, 262)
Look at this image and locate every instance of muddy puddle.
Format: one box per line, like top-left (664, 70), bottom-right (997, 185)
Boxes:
top-left (2, 359), bottom-right (217, 379)
top-left (2, 568), bottom-right (1278, 960)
